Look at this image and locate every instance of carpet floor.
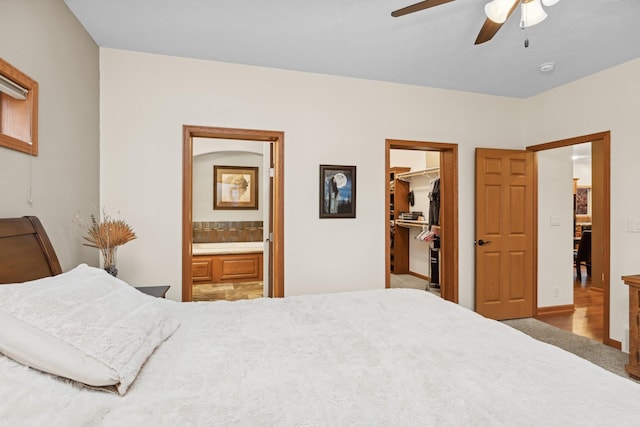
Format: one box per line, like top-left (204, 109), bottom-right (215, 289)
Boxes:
top-left (390, 273), bottom-right (440, 297)
top-left (503, 317), bottom-right (639, 383)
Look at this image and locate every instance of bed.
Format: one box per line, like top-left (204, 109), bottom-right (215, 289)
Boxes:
top-left (1, 216), bottom-right (640, 426)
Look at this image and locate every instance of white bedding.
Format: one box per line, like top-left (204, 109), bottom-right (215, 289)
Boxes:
top-left (0, 265), bottom-right (178, 394)
top-left (1, 288), bottom-right (639, 426)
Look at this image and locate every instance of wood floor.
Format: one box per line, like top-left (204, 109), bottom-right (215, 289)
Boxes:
top-left (536, 267), bottom-right (603, 342)
top-left (192, 282), bottom-right (263, 302)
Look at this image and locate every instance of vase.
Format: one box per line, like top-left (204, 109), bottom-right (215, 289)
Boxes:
top-left (102, 247), bottom-right (118, 277)
top-left (104, 264), bottom-right (118, 277)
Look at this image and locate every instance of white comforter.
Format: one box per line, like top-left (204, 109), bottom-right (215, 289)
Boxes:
top-left (1, 289), bottom-right (639, 426)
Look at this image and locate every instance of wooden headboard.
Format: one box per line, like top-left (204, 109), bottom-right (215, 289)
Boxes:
top-left (0, 216), bottom-right (62, 284)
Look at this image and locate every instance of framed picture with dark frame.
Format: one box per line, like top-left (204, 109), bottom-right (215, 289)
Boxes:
top-left (213, 165), bottom-right (258, 210)
top-left (319, 164), bottom-right (356, 218)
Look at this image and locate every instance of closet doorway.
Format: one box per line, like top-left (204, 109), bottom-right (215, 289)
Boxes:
top-left (385, 139), bottom-right (459, 303)
top-left (182, 125), bottom-right (284, 302)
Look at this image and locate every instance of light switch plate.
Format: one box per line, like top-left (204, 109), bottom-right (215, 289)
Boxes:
top-left (549, 216), bottom-right (561, 226)
top-left (628, 219), bottom-right (640, 233)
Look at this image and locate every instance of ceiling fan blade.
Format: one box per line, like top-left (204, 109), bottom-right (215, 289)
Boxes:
top-left (474, 18), bottom-right (504, 45)
top-left (474, 0), bottom-right (519, 45)
top-left (391, 0), bottom-right (455, 18)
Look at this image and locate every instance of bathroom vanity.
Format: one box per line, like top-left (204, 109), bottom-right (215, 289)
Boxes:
top-left (192, 242), bottom-right (263, 284)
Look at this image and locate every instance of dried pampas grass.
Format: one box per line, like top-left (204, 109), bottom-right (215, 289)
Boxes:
top-left (82, 213), bottom-right (136, 272)
top-left (83, 214), bottom-right (137, 249)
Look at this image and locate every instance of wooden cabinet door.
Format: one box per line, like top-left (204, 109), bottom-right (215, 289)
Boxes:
top-left (212, 254), bottom-right (263, 282)
top-left (192, 257), bottom-right (213, 282)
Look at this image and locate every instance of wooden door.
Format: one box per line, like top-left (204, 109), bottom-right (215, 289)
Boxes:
top-left (475, 148), bottom-right (534, 320)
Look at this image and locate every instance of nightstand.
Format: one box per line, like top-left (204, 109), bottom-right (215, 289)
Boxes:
top-left (135, 285), bottom-right (170, 298)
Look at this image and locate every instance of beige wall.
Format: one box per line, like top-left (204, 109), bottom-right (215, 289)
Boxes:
top-left (0, 0), bottom-right (100, 270)
top-left (99, 48), bottom-right (524, 306)
top-left (102, 47), bottom-right (640, 342)
top-left (537, 147), bottom-right (574, 308)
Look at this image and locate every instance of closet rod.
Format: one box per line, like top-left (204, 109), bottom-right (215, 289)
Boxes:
top-left (396, 166), bottom-right (440, 182)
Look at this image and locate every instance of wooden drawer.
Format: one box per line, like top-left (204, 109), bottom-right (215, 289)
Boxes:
top-left (212, 253), bottom-right (263, 282)
top-left (192, 257), bottom-right (213, 282)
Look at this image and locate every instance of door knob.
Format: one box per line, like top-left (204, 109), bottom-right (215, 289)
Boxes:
top-left (476, 239), bottom-right (491, 246)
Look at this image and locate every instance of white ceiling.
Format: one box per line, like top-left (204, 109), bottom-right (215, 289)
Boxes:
top-left (64, 0), bottom-right (640, 98)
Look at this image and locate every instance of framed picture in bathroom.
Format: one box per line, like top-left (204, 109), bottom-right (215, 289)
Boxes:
top-left (213, 165), bottom-right (258, 210)
top-left (319, 164), bottom-right (356, 218)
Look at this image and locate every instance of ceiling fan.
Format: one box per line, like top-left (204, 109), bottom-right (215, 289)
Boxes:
top-left (391, 0), bottom-right (561, 45)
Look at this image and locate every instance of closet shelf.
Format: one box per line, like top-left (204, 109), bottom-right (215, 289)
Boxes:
top-left (396, 220), bottom-right (428, 228)
top-left (396, 167), bottom-right (440, 182)
top-left (395, 220), bottom-right (440, 232)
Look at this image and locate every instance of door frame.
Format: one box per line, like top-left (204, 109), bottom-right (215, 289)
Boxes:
top-left (527, 131), bottom-right (614, 348)
top-left (182, 125), bottom-right (285, 302)
top-left (385, 139), bottom-right (459, 303)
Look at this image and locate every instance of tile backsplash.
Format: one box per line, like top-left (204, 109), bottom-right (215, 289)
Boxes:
top-left (193, 221), bottom-right (263, 243)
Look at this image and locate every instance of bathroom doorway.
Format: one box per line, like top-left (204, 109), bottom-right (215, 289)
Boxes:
top-left (182, 125), bottom-right (284, 302)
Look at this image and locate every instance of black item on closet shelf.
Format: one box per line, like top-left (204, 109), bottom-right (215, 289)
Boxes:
top-left (428, 178), bottom-right (441, 229)
top-left (408, 191), bottom-right (414, 207)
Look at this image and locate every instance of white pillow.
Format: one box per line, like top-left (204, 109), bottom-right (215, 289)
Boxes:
top-left (0, 310), bottom-right (119, 387)
top-left (0, 264), bottom-right (179, 395)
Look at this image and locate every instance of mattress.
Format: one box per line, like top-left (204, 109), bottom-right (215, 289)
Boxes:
top-left (1, 288), bottom-right (639, 426)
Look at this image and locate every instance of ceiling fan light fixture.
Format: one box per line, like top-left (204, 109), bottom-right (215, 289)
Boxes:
top-left (541, 0), bottom-right (560, 6)
top-left (484, 0), bottom-right (514, 24)
top-left (520, 0), bottom-right (548, 28)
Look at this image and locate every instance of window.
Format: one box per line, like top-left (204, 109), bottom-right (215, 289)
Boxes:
top-left (0, 57), bottom-right (38, 156)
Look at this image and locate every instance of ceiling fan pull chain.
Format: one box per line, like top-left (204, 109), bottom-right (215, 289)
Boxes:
top-left (520, 0), bottom-right (528, 47)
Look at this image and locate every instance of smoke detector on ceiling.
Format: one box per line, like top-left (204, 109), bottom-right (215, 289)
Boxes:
top-left (539, 62), bottom-right (555, 72)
